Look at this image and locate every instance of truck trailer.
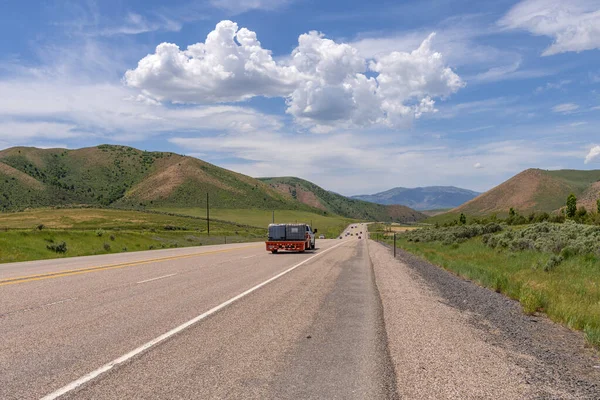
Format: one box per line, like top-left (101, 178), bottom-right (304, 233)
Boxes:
top-left (266, 223), bottom-right (317, 253)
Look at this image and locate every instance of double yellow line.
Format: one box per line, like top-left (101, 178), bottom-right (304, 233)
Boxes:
top-left (0, 244), bottom-right (261, 287)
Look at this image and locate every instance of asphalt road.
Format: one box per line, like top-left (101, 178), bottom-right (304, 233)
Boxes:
top-left (2, 222), bottom-right (598, 399)
top-left (2, 225), bottom-right (394, 399)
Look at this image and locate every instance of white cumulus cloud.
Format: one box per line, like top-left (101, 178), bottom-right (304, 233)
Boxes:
top-left (125, 21), bottom-right (464, 130)
top-left (499, 0), bottom-right (600, 56)
top-left (585, 146), bottom-right (600, 163)
top-left (125, 21), bottom-right (298, 103)
top-left (474, 162), bottom-right (483, 169)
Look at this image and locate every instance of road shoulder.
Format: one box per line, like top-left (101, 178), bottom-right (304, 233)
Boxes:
top-left (368, 240), bottom-right (597, 399)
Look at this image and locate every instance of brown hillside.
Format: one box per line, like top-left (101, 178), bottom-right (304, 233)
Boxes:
top-left (579, 181), bottom-right (600, 212)
top-left (125, 156), bottom-right (240, 201)
top-left (267, 183), bottom-right (326, 210)
top-left (0, 161), bottom-right (44, 189)
top-left (385, 204), bottom-right (426, 221)
top-left (453, 169), bottom-right (569, 215)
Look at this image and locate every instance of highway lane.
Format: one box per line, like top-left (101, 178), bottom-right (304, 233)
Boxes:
top-left (2, 232), bottom-right (391, 399)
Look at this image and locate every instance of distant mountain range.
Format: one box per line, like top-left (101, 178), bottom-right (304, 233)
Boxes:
top-left (352, 186), bottom-right (480, 211)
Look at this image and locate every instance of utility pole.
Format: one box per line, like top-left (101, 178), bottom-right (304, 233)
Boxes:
top-left (393, 232), bottom-right (396, 258)
top-left (206, 192), bottom-right (210, 236)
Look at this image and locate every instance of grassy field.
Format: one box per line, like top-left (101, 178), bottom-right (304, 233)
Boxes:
top-left (156, 208), bottom-right (356, 238)
top-left (0, 208), bottom-right (266, 263)
top-left (369, 223), bottom-right (600, 349)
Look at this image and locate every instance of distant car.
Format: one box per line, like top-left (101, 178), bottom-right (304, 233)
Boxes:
top-left (358, 236), bottom-right (361, 239)
top-left (339, 236), bottom-right (342, 239)
top-left (319, 235), bottom-right (325, 239)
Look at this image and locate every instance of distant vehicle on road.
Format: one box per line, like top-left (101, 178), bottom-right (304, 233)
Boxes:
top-left (266, 223), bottom-right (317, 253)
top-left (319, 235), bottom-right (325, 239)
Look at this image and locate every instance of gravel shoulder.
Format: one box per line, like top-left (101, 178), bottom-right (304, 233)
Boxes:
top-left (368, 240), bottom-right (600, 399)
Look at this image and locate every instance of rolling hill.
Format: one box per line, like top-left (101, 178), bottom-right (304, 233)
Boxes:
top-left (451, 168), bottom-right (600, 215)
top-left (259, 177), bottom-right (426, 223)
top-left (351, 186), bottom-right (479, 210)
top-left (0, 145), bottom-right (425, 223)
top-left (0, 145), bottom-right (298, 211)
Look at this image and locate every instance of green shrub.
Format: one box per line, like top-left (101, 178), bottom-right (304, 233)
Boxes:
top-left (95, 229), bottom-right (105, 237)
top-left (103, 242), bottom-right (111, 251)
top-left (566, 194), bottom-right (577, 218)
top-left (544, 255), bottom-right (563, 272)
top-left (47, 241), bottom-right (67, 253)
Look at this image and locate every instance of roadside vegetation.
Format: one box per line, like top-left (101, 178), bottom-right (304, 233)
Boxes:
top-left (0, 208), bottom-right (265, 264)
top-left (370, 218), bottom-right (600, 349)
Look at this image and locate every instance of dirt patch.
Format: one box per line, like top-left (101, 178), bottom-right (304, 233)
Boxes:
top-left (295, 187), bottom-right (326, 210)
top-left (265, 183), bottom-right (326, 209)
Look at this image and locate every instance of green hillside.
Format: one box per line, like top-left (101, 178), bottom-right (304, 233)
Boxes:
top-left (0, 145), bottom-right (308, 212)
top-left (259, 176), bottom-right (426, 223)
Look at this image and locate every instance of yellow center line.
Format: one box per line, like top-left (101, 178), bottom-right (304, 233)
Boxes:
top-left (0, 244), bottom-right (262, 287)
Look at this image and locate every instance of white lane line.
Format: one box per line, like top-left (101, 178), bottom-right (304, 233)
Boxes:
top-left (0, 297), bottom-right (78, 318)
top-left (241, 255), bottom-right (257, 259)
top-left (136, 274), bottom-right (177, 284)
top-left (40, 241), bottom-right (347, 400)
top-left (42, 297), bottom-right (78, 307)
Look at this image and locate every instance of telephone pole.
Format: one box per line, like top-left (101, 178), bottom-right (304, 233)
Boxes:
top-left (206, 192), bottom-right (210, 236)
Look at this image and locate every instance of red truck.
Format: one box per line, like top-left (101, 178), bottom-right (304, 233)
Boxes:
top-left (266, 223), bottom-right (317, 253)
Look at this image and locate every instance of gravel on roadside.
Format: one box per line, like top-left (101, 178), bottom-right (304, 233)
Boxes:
top-left (368, 240), bottom-right (600, 399)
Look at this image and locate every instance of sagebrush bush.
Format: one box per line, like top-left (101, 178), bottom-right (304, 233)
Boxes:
top-left (405, 221), bottom-right (600, 259)
top-left (47, 241), bottom-right (67, 253)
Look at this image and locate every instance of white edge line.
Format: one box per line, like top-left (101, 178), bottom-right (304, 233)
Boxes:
top-left (136, 274), bottom-right (177, 284)
top-left (241, 255), bottom-right (257, 259)
top-left (40, 241), bottom-right (347, 400)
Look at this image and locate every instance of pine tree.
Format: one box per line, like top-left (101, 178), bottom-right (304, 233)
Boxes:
top-left (566, 194), bottom-right (577, 218)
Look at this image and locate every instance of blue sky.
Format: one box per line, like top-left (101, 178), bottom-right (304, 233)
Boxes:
top-left (1, 0), bottom-right (599, 195)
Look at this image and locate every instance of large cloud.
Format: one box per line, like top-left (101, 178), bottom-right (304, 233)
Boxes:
top-left (499, 0), bottom-right (600, 56)
top-left (125, 21), bottom-right (299, 103)
top-left (125, 21), bottom-right (464, 129)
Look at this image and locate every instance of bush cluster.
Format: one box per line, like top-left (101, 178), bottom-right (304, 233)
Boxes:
top-left (405, 223), bottom-right (503, 245)
top-left (47, 241), bottom-right (67, 253)
top-left (407, 221), bottom-right (600, 263)
top-left (484, 221), bottom-right (600, 257)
